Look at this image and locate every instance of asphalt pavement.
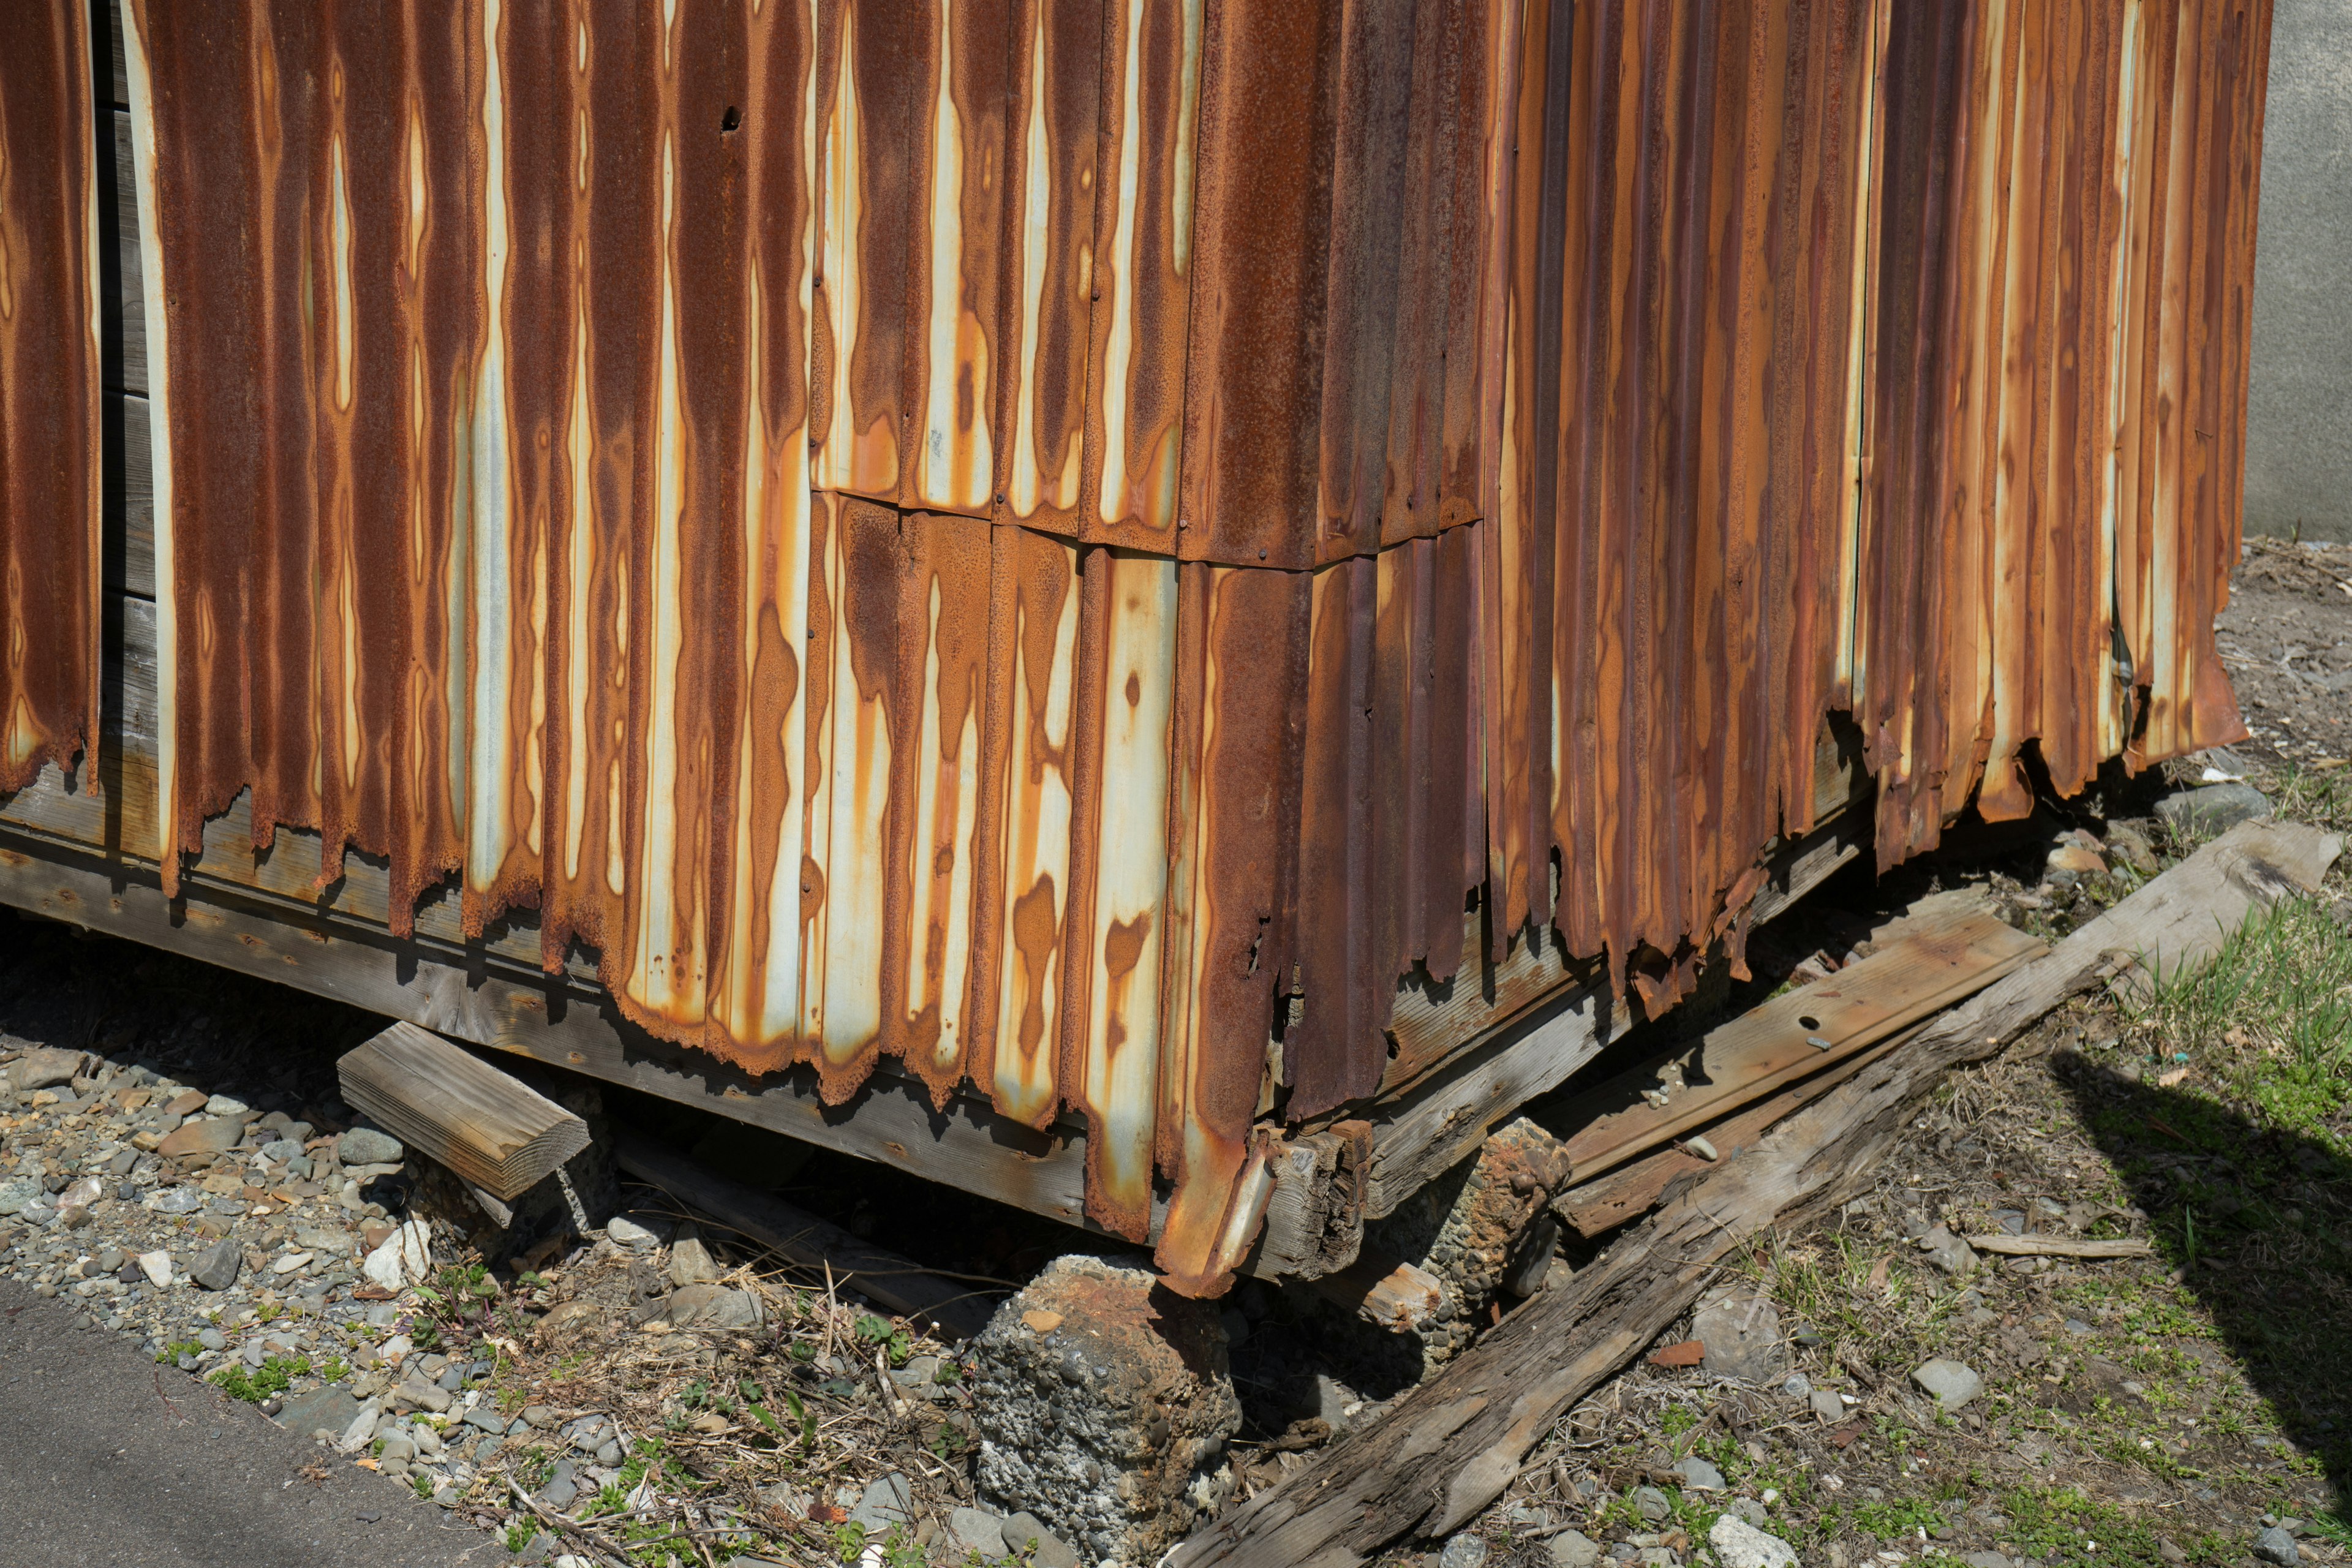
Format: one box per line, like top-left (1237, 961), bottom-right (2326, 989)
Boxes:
top-left (0, 1277), bottom-right (497, 1567)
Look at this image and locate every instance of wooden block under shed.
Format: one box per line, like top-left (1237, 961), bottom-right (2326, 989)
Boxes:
top-left (338, 1022), bottom-right (591, 1200)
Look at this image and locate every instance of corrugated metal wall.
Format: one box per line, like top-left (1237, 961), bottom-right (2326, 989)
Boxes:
top-left (104, 0), bottom-right (2266, 1291)
top-left (0, 1), bottom-right (101, 793)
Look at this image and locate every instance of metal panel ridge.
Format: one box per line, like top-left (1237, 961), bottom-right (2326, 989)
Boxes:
top-left (0, 0), bottom-right (103, 793)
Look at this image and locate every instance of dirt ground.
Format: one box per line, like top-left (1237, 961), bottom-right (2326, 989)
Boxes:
top-left (2214, 538), bottom-right (2352, 766)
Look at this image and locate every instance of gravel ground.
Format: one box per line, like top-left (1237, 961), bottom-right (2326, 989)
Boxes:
top-left (2214, 538), bottom-right (2352, 766)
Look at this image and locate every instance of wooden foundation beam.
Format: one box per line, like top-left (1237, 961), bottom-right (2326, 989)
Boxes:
top-left (1170, 820), bottom-right (2341, 1567)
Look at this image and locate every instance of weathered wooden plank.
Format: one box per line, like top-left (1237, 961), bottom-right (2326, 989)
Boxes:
top-left (0, 827), bottom-right (1113, 1236)
top-left (1247, 1121), bottom-right (1373, 1278)
top-left (614, 1129), bottom-right (999, 1341)
top-left (108, 110), bottom-right (144, 397)
top-left (1555, 905), bottom-right (2040, 1182)
top-left (339, 1022), bottom-right (593, 1200)
top-left (108, 390), bottom-right (153, 598)
top-left (1551, 1031), bottom-right (1905, 1240)
top-left (1359, 805), bottom-right (1868, 1220)
top-left (1170, 819), bottom-right (2343, 1568)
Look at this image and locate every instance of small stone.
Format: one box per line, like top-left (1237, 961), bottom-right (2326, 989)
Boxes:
top-left (1675, 1456), bottom-right (1725, 1492)
top-left (273, 1382), bottom-right (361, 1439)
top-left (147, 1187), bottom-right (203, 1214)
top-left (2157, 783), bottom-right (2271, 837)
top-left (1729, 1501), bottom-right (1770, 1529)
top-left (271, 1251), bottom-right (314, 1275)
top-left (136, 1250), bottom-right (173, 1287)
top-left (663, 1284), bottom-right (760, 1330)
top-left (159, 1118), bottom-right (247, 1160)
top-left (1709, 1516), bottom-right (1800, 1568)
top-left (463, 1404), bottom-right (507, 1433)
top-left (336, 1401), bottom-right (382, 1452)
top-left (9, 1048), bottom-right (88, 1091)
top-left (1632, 1486), bottom-right (1673, 1523)
top-left (1000, 1512), bottom-right (1079, 1568)
top-left (1910, 1358), bottom-right (1983, 1409)
top-left (1549, 1531), bottom-right (1602, 1568)
top-left (258, 1139), bottom-right (304, 1164)
top-left (1439, 1536), bottom-right (1490, 1568)
top-left (522, 1404), bottom-right (560, 1429)
top-left (189, 1238), bottom-right (242, 1291)
top-left (1782, 1373), bottom-right (1811, 1399)
top-left (203, 1093), bottom-right (252, 1117)
top-left (848, 1472), bottom-right (915, 1537)
top-left (666, 1237), bottom-right (722, 1288)
top-left (605, 1215), bottom-right (658, 1251)
top-left (1693, 1292), bottom-right (1785, 1384)
top-left (1964, 1553), bottom-right (2013, 1568)
top-left (337, 1128), bottom-right (404, 1166)
top-left (949, 1506), bottom-right (1007, 1559)
top-left (197, 1327), bottom-right (227, 1351)
top-left (2254, 1528), bottom-right (2300, 1567)
top-left (1917, 1224), bottom-right (1979, 1275)
top-left (0, 1177), bottom-right (42, 1216)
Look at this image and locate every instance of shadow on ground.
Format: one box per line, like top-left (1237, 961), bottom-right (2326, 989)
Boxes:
top-left (2061, 1057), bottom-right (2351, 1514)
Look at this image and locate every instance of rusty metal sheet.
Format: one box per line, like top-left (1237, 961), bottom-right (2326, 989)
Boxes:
top-left (0, 0), bottom-right (101, 793)
top-left (109, 0), bottom-right (2272, 1299)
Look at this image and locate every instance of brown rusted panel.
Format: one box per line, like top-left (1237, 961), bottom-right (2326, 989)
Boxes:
top-left (0, 0), bottom-right (101, 793)
top-left (1155, 560), bottom-right (1306, 1285)
top-left (1077, 0), bottom-right (1202, 554)
top-left (1175, 0), bottom-right (1340, 570)
top-left (993, 0), bottom-right (1103, 535)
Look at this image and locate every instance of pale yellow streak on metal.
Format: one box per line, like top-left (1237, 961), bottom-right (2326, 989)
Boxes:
top-left (992, 545), bottom-right (1078, 1123)
top-left (1951, 0), bottom-right (2011, 792)
top-left (1008, 18), bottom-right (1070, 519)
top-left (1838, 0), bottom-right (1889, 707)
top-left (818, 517), bottom-right (889, 1066)
top-left (1985, 17), bottom-right (2037, 796)
top-left (2144, 0), bottom-right (2195, 754)
top-left (627, 134), bottom-right (706, 1023)
top-left (467, 0), bottom-right (521, 894)
top-left (917, 0), bottom-right (992, 512)
top-left (2097, 0), bottom-right (2144, 760)
top-left (800, 496), bottom-right (839, 1048)
top-left (123, 1), bottom-right (179, 884)
top-left (563, 281), bottom-right (592, 883)
top-left (1171, 0), bottom-right (1201, 276)
top-left (905, 579), bottom-right (980, 1073)
top-left (1083, 551), bottom-right (1176, 1221)
top-left (1152, 566), bottom-right (1216, 1273)
top-left (1095, 0), bottom-right (1147, 526)
top-left (815, 12), bottom-right (895, 496)
top-left (331, 138), bottom-right (352, 411)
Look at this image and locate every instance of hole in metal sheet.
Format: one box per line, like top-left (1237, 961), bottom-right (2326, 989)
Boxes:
top-left (720, 105), bottom-right (741, 133)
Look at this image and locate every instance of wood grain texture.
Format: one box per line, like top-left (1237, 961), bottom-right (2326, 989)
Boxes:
top-left (1966, 1235), bottom-right (2154, 1259)
top-left (614, 1128), bottom-right (998, 1340)
top-left (1555, 905), bottom-right (2041, 1182)
top-left (1170, 820), bottom-right (2341, 1567)
top-left (338, 1022), bottom-right (591, 1200)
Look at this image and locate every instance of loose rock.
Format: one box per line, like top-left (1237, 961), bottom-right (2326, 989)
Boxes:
top-left (2157, 782), bottom-right (2272, 836)
top-left (1910, 1358), bottom-right (1983, 1409)
top-left (1692, 1291), bottom-right (1786, 1384)
top-left (1439, 1535), bottom-right (1490, 1568)
top-left (1000, 1512), bottom-right (1080, 1568)
top-left (337, 1128), bottom-right (405, 1166)
top-left (1631, 1486), bottom-right (1672, 1523)
top-left (666, 1237), bottom-right (722, 1288)
top-left (848, 1472), bottom-right (914, 1538)
top-left (1710, 1516), bottom-right (1800, 1568)
top-left (188, 1238), bottom-right (242, 1291)
top-left (2254, 1527), bottom-right (2300, 1567)
top-left (1549, 1531), bottom-right (1602, 1568)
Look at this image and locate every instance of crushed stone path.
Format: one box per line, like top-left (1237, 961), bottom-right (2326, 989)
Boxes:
top-left (0, 1277), bottom-right (493, 1568)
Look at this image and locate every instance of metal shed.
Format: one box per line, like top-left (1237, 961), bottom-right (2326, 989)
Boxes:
top-left (0, 0), bottom-right (2267, 1295)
